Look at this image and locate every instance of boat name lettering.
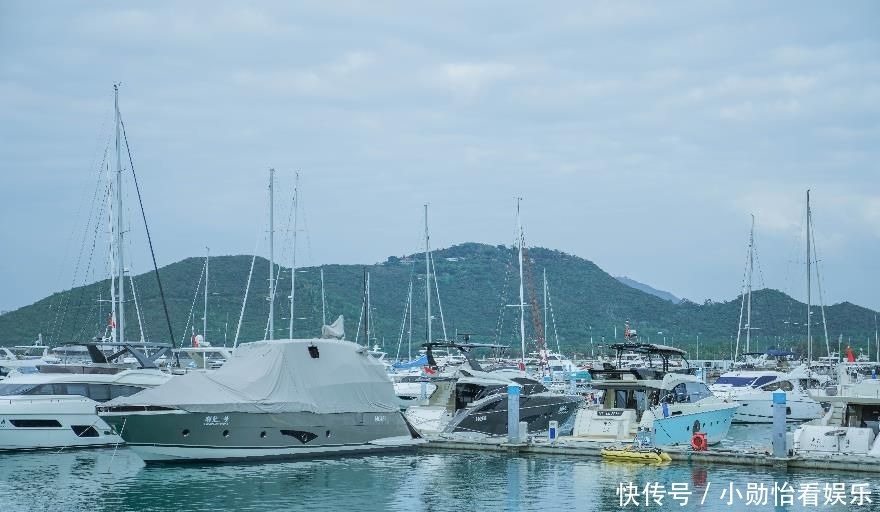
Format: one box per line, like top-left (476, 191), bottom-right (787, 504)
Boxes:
top-left (597, 410), bottom-right (624, 417)
top-left (204, 415), bottom-right (230, 426)
top-left (374, 415), bottom-right (387, 422)
top-left (475, 415), bottom-right (487, 422)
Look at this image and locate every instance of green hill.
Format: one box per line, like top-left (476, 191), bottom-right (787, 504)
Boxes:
top-left (0, 243), bottom-right (876, 360)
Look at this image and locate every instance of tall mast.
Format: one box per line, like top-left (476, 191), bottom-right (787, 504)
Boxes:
top-left (745, 214), bottom-right (754, 354)
top-left (204, 246), bottom-right (209, 340)
top-left (320, 267), bottom-right (326, 327)
top-left (114, 84), bottom-right (126, 344)
top-left (289, 171), bottom-right (299, 339)
top-left (517, 197), bottom-right (526, 365)
top-left (543, 268), bottom-right (548, 348)
top-left (806, 189), bottom-right (811, 362)
top-left (424, 204), bottom-right (432, 344)
top-left (268, 168), bottom-right (275, 341)
top-left (875, 314), bottom-right (879, 364)
top-left (408, 279), bottom-right (413, 360)
top-left (366, 272), bottom-right (371, 347)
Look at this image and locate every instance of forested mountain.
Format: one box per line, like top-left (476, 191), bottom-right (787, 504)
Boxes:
top-left (1, 243), bottom-right (876, 360)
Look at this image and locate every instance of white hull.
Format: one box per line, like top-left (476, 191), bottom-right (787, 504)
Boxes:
top-left (0, 396), bottom-right (120, 449)
top-left (129, 436), bottom-right (424, 462)
top-left (728, 394), bottom-right (823, 423)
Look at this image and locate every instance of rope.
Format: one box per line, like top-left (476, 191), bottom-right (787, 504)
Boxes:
top-left (234, 231), bottom-right (263, 347)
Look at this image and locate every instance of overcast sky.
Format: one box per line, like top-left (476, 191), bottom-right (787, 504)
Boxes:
top-left (1, 1), bottom-right (878, 314)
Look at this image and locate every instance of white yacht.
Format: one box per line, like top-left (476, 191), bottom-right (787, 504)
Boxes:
top-left (710, 367), bottom-right (827, 423)
top-left (568, 343), bottom-right (739, 446)
top-left (173, 335), bottom-right (234, 373)
top-left (0, 363), bottom-right (170, 449)
top-left (792, 365), bottom-right (880, 458)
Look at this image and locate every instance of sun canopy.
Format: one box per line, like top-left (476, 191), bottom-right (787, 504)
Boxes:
top-left (106, 339), bottom-right (399, 414)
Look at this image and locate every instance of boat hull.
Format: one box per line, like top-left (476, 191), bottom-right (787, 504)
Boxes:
top-left (443, 393), bottom-right (582, 436)
top-left (100, 409), bottom-right (420, 463)
top-left (0, 396), bottom-right (121, 450)
top-left (730, 394), bottom-right (824, 423)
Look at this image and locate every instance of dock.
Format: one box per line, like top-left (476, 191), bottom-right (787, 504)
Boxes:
top-left (420, 435), bottom-right (880, 474)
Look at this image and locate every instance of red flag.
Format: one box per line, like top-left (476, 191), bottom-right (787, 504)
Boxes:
top-left (108, 313), bottom-right (116, 329)
top-left (847, 346), bottom-right (855, 363)
top-left (423, 366), bottom-right (436, 375)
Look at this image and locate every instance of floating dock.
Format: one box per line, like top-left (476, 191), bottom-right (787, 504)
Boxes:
top-left (421, 435), bottom-right (880, 474)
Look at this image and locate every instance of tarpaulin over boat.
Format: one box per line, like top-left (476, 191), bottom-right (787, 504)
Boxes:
top-left (106, 339), bottom-right (399, 414)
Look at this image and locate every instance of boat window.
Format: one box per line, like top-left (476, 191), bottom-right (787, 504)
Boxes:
top-left (683, 382), bottom-right (711, 402)
top-left (713, 377), bottom-right (756, 387)
top-left (614, 390), bottom-right (629, 408)
top-left (752, 376), bottom-right (776, 387)
top-left (65, 383), bottom-right (89, 396)
top-left (0, 384), bottom-right (38, 396)
top-left (110, 385), bottom-right (144, 399)
top-left (9, 419), bottom-right (62, 428)
top-left (88, 384), bottom-right (112, 402)
top-left (762, 380), bottom-right (793, 392)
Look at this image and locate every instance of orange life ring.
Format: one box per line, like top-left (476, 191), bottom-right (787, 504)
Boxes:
top-left (691, 432), bottom-right (707, 451)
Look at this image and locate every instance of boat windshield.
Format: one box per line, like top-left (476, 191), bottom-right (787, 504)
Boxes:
top-left (668, 382), bottom-right (712, 403)
top-left (714, 376), bottom-right (776, 388)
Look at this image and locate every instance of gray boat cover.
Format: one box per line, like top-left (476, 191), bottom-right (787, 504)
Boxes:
top-left (106, 339), bottom-right (398, 414)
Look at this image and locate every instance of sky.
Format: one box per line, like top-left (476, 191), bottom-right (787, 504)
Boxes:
top-left (1, 1), bottom-right (878, 314)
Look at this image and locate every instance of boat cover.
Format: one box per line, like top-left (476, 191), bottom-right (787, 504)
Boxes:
top-left (106, 339), bottom-right (398, 414)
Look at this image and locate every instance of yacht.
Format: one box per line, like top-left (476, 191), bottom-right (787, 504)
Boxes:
top-left (0, 343), bottom-right (172, 450)
top-left (403, 342), bottom-right (583, 437)
top-left (98, 339), bottom-right (422, 463)
top-left (568, 342), bottom-right (739, 447)
top-left (173, 335), bottom-right (234, 372)
top-left (792, 365), bottom-right (880, 458)
top-left (710, 366), bottom-right (827, 423)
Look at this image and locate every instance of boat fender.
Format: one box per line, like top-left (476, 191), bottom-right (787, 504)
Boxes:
top-left (691, 432), bottom-right (707, 451)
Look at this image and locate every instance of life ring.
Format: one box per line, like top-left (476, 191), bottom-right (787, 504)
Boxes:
top-left (691, 432), bottom-right (707, 451)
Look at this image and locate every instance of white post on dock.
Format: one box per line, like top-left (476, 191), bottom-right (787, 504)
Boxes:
top-left (772, 390), bottom-right (787, 458)
top-left (568, 372), bottom-right (576, 395)
top-left (507, 384), bottom-right (522, 444)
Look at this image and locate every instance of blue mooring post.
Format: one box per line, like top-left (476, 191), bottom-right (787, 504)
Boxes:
top-left (772, 390), bottom-right (787, 458)
top-left (507, 384), bottom-right (521, 444)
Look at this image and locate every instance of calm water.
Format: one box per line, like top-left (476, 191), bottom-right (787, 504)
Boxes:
top-left (1, 428), bottom-right (878, 512)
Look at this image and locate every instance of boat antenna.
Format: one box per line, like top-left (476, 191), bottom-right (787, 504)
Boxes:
top-left (118, 86), bottom-right (177, 356)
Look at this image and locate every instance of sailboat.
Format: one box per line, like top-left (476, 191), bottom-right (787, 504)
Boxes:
top-left (0, 85), bottom-right (173, 450)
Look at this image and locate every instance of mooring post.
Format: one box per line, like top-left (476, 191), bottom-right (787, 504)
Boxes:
top-left (772, 390), bottom-right (787, 458)
top-left (419, 379), bottom-right (427, 401)
top-left (569, 372), bottom-right (576, 394)
top-left (507, 384), bottom-right (521, 444)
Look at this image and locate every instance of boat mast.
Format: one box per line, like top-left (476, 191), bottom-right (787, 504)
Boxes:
top-left (114, 84), bottom-right (126, 344)
top-left (745, 214), bottom-right (754, 354)
top-left (806, 189), bottom-right (811, 362)
top-left (875, 314), bottom-right (879, 364)
top-left (517, 197), bottom-right (526, 366)
top-left (366, 272), bottom-right (372, 347)
top-left (543, 268), bottom-right (548, 349)
top-left (204, 246), bottom-right (209, 341)
top-left (268, 168), bottom-right (275, 341)
top-left (408, 278), bottom-right (413, 359)
top-left (289, 171), bottom-right (299, 339)
top-left (425, 204), bottom-right (432, 344)
top-left (320, 267), bottom-right (326, 327)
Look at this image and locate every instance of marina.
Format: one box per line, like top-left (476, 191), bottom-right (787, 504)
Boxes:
top-left (2, 2), bottom-right (879, 511)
